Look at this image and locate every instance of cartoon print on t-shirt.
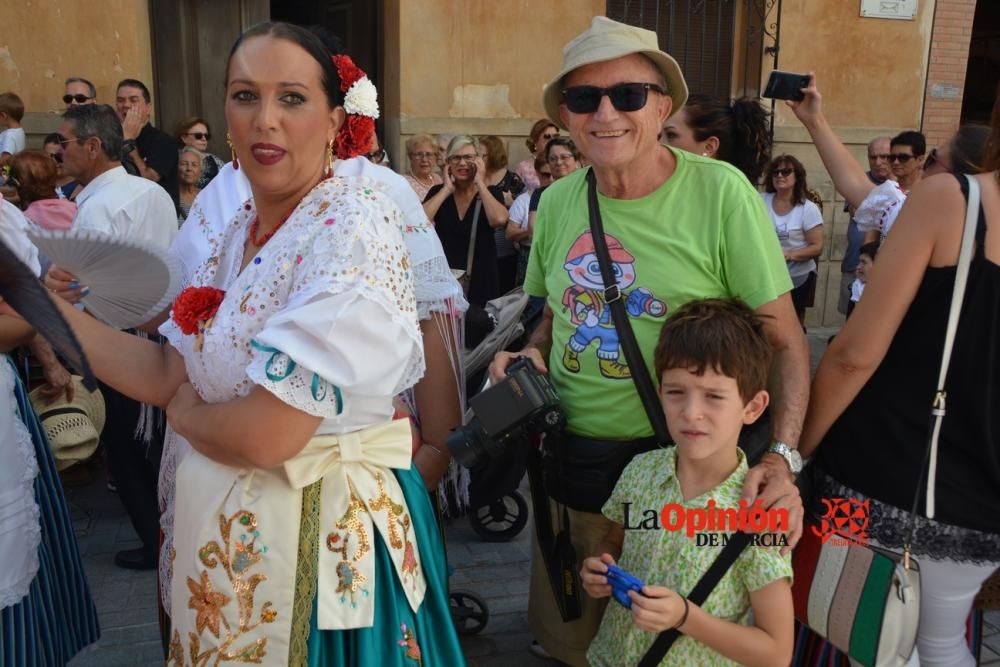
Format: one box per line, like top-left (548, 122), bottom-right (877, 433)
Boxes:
top-left (561, 231), bottom-right (667, 379)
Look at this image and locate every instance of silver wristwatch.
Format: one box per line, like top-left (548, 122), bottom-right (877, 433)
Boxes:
top-left (768, 441), bottom-right (803, 474)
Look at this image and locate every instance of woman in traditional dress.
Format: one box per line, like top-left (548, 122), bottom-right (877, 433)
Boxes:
top-left (0, 195), bottom-right (100, 664)
top-left (43, 22), bottom-right (465, 666)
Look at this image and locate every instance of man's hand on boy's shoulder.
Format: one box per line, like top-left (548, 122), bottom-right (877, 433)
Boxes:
top-left (629, 586), bottom-right (686, 633)
top-left (742, 453), bottom-right (803, 556)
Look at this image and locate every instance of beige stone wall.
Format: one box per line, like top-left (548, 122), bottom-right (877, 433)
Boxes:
top-left (385, 0), bottom-right (604, 174)
top-left (768, 0), bottom-right (937, 327)
top-left (0, 0), bottom-right (153, 147)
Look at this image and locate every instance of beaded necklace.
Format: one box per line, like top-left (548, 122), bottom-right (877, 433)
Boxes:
top-left (249, 210), bottom-right (292, 247)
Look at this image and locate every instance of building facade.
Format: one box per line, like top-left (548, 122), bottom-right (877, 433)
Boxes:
top-left (4, 0), bottom-right (996, 325)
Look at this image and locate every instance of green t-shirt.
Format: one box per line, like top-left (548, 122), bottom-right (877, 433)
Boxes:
top-left (524, 148), bottom-right (791, 439)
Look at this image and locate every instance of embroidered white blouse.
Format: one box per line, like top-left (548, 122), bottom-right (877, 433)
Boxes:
top-left (160, 176), bottom-right (426, 663)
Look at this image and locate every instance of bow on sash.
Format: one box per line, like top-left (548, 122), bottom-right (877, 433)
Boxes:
top-left (283, 419), bottom-right (427, 630)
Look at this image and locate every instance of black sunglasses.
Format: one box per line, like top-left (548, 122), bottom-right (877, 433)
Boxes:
top-left (186, 132), bottom-right (210, 141)
top-left (561, 82), bottom-right (667, 114)
top-left (773, 167), bottom-right (794, 177)
top-left (62, 94), bottom-right (94, 105)
top-left (888, 153), bottom-right (916, 163)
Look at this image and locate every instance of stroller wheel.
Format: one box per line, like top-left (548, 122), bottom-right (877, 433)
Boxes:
top-left (450, 589), bottom-right (489, 635)
top-left (468, 491), bottom-right (529, 542)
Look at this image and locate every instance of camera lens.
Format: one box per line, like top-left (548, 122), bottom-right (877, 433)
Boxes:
top-left (446, 418), bottom-right (488, 468)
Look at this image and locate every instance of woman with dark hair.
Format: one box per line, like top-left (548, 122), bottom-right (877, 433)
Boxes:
top-left (8, 150), bottom-right (77, 231)
top-left (923, 124), bottom-right (991, 178)
top-left (797, 91), bottom-right (1000, 667)
top-left (42, 21), bottom-right (465, 666)
top-left (526, 136), bottom-right (582, 234)
top-left (514, 118), bottom-right (559, 192)
top-left (663, 94), bottom-right (772, 186)
top-left (762, 155), bottom-right (824, 326)
top-left (480, 135), bottom-right (525, 292)
top-left (175, 116), bottom-right (225, 188)
top-left (41, 133), bottom-right (80, 199)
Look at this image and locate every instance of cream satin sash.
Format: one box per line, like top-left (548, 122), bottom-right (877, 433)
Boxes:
top-left (169, 419), bottom-right (426, 666)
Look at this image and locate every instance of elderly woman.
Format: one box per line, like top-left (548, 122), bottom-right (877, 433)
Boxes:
top-left (514, 119), bottom-right (559, 192)
top-left (176, 146), bottom-right (202, 223)
top-left (526, 137), bottom-right (582, 235)
top-left (175, 116), bottom-right (225, 188)
top-left (403, 133), bottom-right (441, 202)
top-left (761, 155), bottom-right (824, 327)
top-left (9, 150), bottom-right (77, 231)
top-left (423, 135), bottom-right (509, 308)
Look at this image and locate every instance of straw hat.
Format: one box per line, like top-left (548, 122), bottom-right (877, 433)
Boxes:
top-left (542, 16), bottom-right (689, 130)
top-left (29, 376), bottom-right (105, 471)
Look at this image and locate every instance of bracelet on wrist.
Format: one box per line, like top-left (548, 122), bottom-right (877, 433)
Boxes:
top-left (671, 596), bottom-right (690, 632)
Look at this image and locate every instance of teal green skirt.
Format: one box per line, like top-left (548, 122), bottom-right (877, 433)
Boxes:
top-left (304, 466), bottom-right (465, 667)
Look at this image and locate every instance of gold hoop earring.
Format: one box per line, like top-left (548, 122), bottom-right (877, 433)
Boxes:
top-left (326, 140), bottom-right (335, 178)
top-left (227, 132), bottom-right (239, 170)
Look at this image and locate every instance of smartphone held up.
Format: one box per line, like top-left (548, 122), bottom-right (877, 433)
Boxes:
top-left (763, 71), bottom-right (810, 101)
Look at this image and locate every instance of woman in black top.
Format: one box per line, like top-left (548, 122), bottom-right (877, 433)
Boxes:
top-left (423, 135), bottom-right (509, 308)
top-left (799, 101), bottom-right (1000, 666)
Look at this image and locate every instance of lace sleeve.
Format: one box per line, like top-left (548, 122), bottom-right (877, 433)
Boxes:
top-left (855, 180), bottom-right (906, 236)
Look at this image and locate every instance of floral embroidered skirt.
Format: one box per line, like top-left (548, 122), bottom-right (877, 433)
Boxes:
top-left (298, 466), bottom-right (464, 667)
top-left (0, 361), bottom-right (100, 665)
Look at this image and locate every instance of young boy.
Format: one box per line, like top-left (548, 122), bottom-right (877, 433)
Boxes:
top-left (847, 241), bottom-right (878, 318)
top-left (0, 92), bottom-right (26, 162)
top-left (582, 298), bottom-right (793, 667)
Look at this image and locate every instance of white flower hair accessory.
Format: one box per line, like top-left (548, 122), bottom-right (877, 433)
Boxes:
top-left (344, 77), bottom-right (380, 119)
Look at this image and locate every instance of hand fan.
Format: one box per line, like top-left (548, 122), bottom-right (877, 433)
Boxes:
top-left (0, 237), bottom-right (97, 390)
top-left (27, 228), bottom-right (183, 330)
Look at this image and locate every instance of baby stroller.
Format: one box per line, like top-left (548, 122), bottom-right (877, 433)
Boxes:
top-left (447, 288), bottom-right (531, 635)
top-left (461, 288), bottom-right (532, 543)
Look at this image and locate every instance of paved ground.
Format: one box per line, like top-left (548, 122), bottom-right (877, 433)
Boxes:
top-left (64, 328), bottom-right (1000, 665)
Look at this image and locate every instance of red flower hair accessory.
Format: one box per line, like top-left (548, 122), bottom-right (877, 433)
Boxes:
top-left (331, 54), bottom-right (380, 160)
top-left (172, 286), bottom-right (226, 336)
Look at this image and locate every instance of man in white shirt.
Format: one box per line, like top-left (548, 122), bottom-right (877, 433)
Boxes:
top-left (45, 103), bottom-right (176, 571)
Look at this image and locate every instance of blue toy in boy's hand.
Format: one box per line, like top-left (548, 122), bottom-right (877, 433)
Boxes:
top-left (605, 564), bottom-right (644, 609)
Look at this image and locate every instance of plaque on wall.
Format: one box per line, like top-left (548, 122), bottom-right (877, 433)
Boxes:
top-left (860, 0), bottom-right (917, 20)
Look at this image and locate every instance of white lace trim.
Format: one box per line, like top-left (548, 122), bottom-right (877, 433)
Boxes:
top-left (0, 363), bottom-right (41, 610)
top-left (855, 180), bottom-right (906, 236)
top-left (413, 254), bottom-right (468, 321)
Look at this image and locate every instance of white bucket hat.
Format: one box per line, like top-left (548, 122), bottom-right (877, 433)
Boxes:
top-left (29, 376), bottom-right (105, 471)
top-left (542, 16), bottom-right (689, 130)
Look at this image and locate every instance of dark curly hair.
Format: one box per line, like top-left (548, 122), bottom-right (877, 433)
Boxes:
top-left (682, 94), bottom-right (772, 186)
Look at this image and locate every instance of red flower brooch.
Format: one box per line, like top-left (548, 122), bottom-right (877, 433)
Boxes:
top-left (172, 286), bottom-right (226, 336)
top-left (331, 54), bottom-right (379, 160)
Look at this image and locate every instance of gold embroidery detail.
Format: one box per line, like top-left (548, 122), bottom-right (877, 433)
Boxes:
top-left (176, 510), bottom-right (277, 665)
top-left (369, 473), bottom-right (420, 587)
top-left (368, 473), bottom-right (404, 548)
top-left (334, 487), bottom-right (370, 561)
top-left (397, 623), bottom-right (423, 666)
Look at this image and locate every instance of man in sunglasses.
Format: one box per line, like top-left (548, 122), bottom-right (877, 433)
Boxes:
top-left (489, 16), bottom-right (808, 666)
top-left (63, 77), bottom-right (97, 109)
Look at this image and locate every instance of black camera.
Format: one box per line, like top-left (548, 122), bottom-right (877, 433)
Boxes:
top-left (447, 357), bottom-right (565, 468)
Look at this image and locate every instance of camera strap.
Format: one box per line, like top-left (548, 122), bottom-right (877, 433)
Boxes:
top-left (585, 168), bottom-right (753, 665)
top-left (584, 168), bottom-right (668, 445)
top-left (525, 434), bottom-right (582, 621)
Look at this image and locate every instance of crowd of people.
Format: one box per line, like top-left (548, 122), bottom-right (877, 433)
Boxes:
top-left (0, 12), bottom-right (997, 667)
